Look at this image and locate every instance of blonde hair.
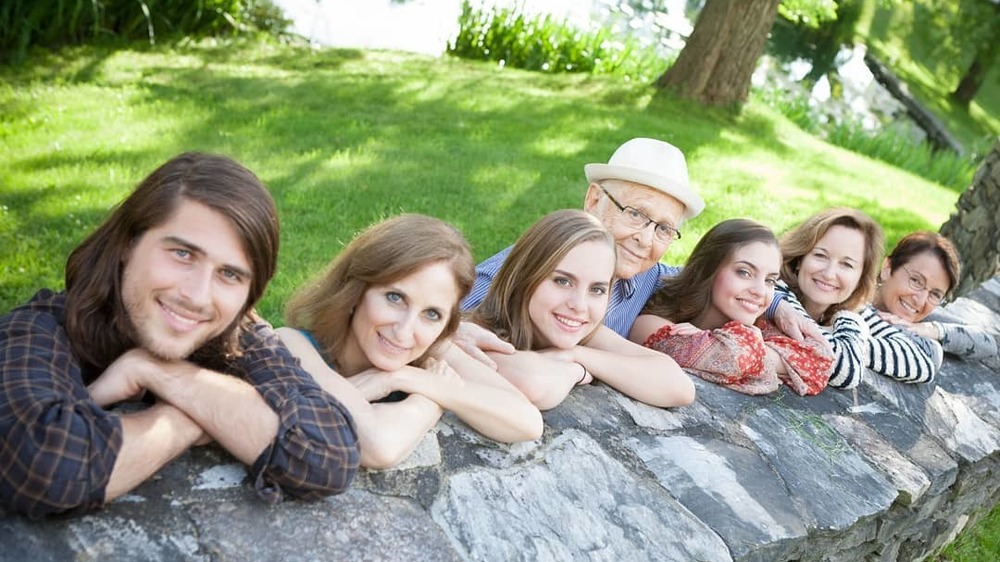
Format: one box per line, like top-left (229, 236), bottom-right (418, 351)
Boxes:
top-left (779, 207), bottom-right (884, 324)
top-left (471, 209), bottom-right (615, 350)
top-left (285, 214), bottom-right (474, 367)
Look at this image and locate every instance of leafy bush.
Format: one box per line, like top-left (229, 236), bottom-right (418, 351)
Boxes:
top-left (0, 0), bottom-right (291, 63)
top-left (447, 0), bottom-right (666, 82)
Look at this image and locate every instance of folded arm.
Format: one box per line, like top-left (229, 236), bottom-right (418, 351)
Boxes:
top-left (277, 327), bottom-right (440, 470)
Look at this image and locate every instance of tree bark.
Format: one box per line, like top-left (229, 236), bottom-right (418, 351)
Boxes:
top-left (654, 0), bottom-right (781, 106)
top-left (939, 141), bottom-right (1000, 297)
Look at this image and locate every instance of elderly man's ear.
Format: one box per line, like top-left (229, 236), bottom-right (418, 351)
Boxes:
top-left (583, 182), bottom-right (603, 214)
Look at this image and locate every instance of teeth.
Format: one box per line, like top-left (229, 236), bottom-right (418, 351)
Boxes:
top-left (162, 303), bottom-right (199, 325)
top-left (556, 315), bottom-right (584, 328)
top-left (900, 300), bottom-right (919, 314)
top-left (813, 279), bottom-right (838, 291)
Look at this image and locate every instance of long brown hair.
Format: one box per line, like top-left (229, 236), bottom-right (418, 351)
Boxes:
top-left (471, 209), bottom-right (615, 350)
top-left (779, 207), bottom-right (884, 324)
top-left (644, 219), bottom-right (778, 324)
top-left (285, 214), bottom-right (475, 368)
top-left (64, 152), bottom-right (279, 374)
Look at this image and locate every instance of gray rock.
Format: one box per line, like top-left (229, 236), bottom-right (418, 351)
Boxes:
top-left (3, 277), bottom-right (1000, 562)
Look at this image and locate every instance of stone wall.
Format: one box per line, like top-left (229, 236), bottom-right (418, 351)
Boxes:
top-left (3, 279), bottom-right (1000, 562)
top-left (941, 140), bottom-right (1000, 297)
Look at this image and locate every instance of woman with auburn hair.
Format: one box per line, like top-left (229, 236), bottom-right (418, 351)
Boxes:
top-left (777, 207), bottom-right (942, 387)
top-left (631, 219), bottom-right (833, 396)
top-left (470, 209), bottom-right (694, 410)
top-left (873, 231), bottom-right (997, 364)
top-left (278, 214), bottom-right (542, 469)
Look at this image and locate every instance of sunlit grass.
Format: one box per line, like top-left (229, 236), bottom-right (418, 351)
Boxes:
top-left (0, 40), bottom-right (962, 322)
top-left (0, 35), bottom-right (994, 562)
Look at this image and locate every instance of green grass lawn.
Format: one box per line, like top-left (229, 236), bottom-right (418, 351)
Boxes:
top-left (0, 39), bottom-right (961, 321)
top-left (0, 38), bottom-right (995, 558)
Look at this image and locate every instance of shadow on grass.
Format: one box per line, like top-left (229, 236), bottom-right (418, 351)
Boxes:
top-left (0, 42), bottom-right (955, 315)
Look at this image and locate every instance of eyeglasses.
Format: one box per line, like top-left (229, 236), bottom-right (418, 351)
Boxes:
top-left (600, 186), bottom-right (681, 243)
top-left (901, 265), bottom-right (948, 305)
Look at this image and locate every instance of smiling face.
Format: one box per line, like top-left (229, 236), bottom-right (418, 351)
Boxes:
top-left (341, 261), bottom-right (459, 375)
top-left (586, 181), bottom-right (686, 280)
top-left (796, 225), bottom-right (867, 320)
top-left (876, 251), bottom-right (950, 322)
top-left (527, 239), bottom-right (615, 349)
top-left (121, 200), bottom-right (252, 360)
top-left (695, 241), bottom-right (781, 329)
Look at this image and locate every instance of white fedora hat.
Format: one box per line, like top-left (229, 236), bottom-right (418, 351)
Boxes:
top-left (584, 138), bottom-right (705, 220)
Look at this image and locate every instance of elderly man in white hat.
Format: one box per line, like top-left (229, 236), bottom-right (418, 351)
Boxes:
top-left (463, 138), bottom-right (701, 335)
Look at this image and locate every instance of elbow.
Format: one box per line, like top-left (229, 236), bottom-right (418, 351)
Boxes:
top-left (359, 442), bottom-right (410, 470)
top-left (509, 378), bottom-right (563, 412)
top-left (509, 409), bottom-right (544, 442)
top-left (658, 373), bottom-right (696, 408)
top-left (272, 405), bottom-right (361, 499)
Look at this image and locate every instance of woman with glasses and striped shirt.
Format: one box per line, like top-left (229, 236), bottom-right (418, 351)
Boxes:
top-left (872, 231), bottom-right (997, 363)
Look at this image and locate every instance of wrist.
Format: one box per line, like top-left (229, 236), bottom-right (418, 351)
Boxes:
top-left (765, 293), bottom-right (784, 321)
top-left (574, 362), bottom-right (589, 385)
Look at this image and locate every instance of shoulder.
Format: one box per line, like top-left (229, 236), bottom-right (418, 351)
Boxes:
top-left (478, 246), bottom-right (514, 271)
top-left (1, 289), bottom-right (67, 337)
top-left (629, 314), bottom-right (670, 344)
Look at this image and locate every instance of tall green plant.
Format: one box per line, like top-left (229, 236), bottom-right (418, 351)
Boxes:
top-left (447, 0), bottom-right (666, 82)
top-left (0, 0), bottom-right (290, 63)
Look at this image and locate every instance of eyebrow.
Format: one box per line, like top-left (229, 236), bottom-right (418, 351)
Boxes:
top-left (553, 269), bottom-right (578, 282)
top-left (163, 235), bottom-right (252, 279)
top-left (814, 245), bottom-right (859, 264)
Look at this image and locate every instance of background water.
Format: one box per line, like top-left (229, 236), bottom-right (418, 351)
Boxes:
top-left (272, 0), bottom-right (916, 140)
top-left (273, 0), bottom-right (693, 56)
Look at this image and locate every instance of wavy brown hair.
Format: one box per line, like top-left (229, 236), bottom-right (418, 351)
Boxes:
top-left (643, 219), bottom-right (778, 324)
top-left (285, 214), bottom-right (474, 369)
top-left (64, 152), bottom-right (279, 375)
top-left (779, 207), bottom-right (884, 325)
top-left (470, 209), bottom-right (615, 350)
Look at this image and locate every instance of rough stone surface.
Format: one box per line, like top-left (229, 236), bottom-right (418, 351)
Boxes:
top-left (2, 279), bottom-right (1000, 561)
top-left (941, 140), bottom-right (1000, 296)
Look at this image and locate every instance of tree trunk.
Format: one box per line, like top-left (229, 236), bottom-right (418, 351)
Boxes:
top-left (939, 141), bottom-right (1000, 297)
top-left (950, 0), bottom-right (999, 107)
top-left (654, 0), bottom-right (781, 106)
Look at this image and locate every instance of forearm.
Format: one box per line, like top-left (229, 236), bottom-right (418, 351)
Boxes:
top-left (415, 346), bottom-right (543, 441)
top-left (357, 397), bottom-right (442, 469)
top-left (937, 322), bottom-right (999, 360)
top-left (104, 403), bottom-right (205, 500)
top-left (573, 344), bottom-right (694, 408)
top-left (865, 308), bottom-right (940, 384)
top-left (492, 351), bottom-right (580, 411)
top-left (827, 311), bottom-right (869, 389)
top-left (145, 364), bottom-right (279, 464)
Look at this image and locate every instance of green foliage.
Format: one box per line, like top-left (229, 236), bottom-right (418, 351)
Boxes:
top-left (777, 0), bottom-right (839, 29)
top-left (754, 86), bottom-right (979, 192)
top-left (0, 41), bottom-right (960, 319)
top-left (0, 0), bottom-right (291, 63)
top-left (859, 0), bottom-right (999, 148)
top-left (447, 0), bottom-right (667, 82)
top-left (769, 0), bottom-right (864, 83)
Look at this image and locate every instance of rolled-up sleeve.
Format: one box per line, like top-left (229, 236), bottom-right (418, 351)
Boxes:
top-left (0, 292), bottom-right (123, 518)
top-left (237, 320), bottom-right (360, 503)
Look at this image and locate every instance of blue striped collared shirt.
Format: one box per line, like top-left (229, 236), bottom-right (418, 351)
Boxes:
top-left (461, 245), bottom-right (681, 338)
